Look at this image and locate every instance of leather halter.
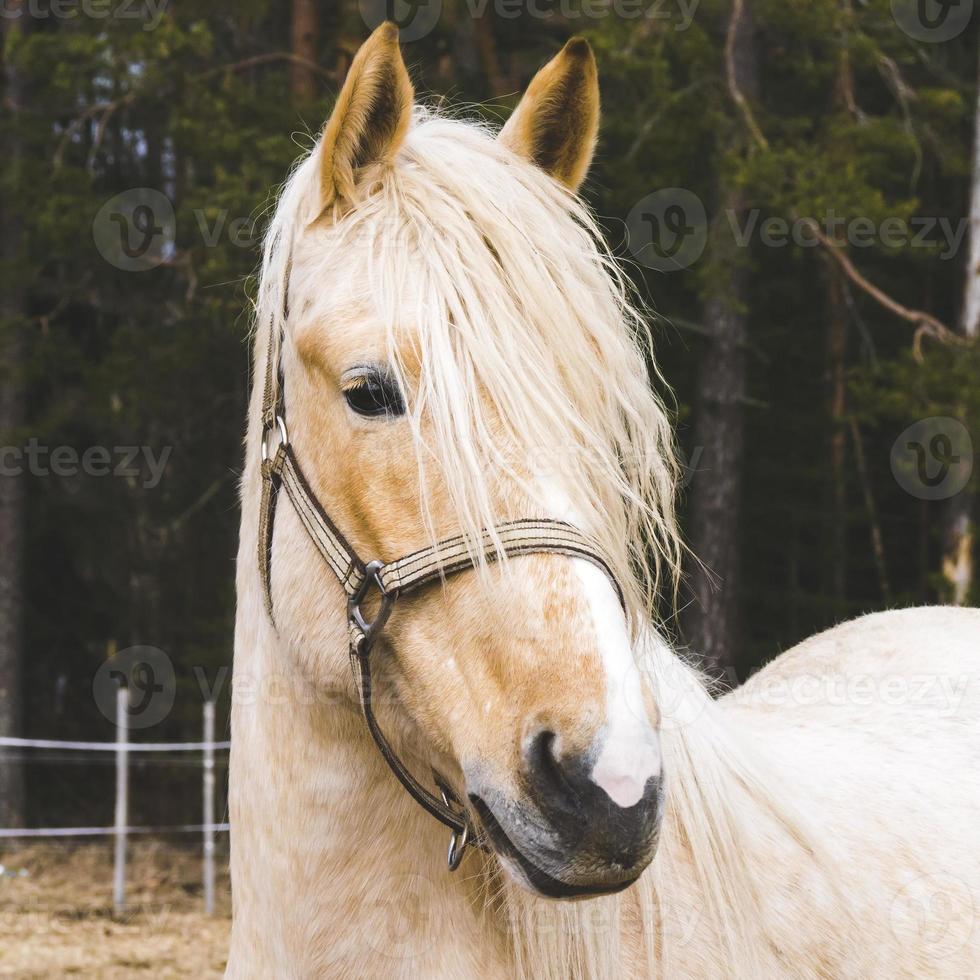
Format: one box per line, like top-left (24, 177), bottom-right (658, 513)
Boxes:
top-left (256, 258), bottom-right (625, 871)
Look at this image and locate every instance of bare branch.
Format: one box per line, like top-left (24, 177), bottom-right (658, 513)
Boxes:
top-left (877, 52), bottom-right (923, 186)
top-left (804, 220), bottom-right (966, 360)
top-left (837, 0), bottom-right (865, 122)
top-left (196, 52), bottom-right (336, 83)
top-left (725, 0), bottom-right (769, 150)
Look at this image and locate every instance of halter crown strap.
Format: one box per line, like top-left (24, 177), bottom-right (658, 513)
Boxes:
top-left (255, 264), bottom-right (627, 869)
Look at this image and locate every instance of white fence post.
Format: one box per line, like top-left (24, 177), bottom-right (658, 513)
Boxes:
top-left (202, 700), bottom-right (216, 916)
top-left (113, 685), bottom-right (129, 915)
top-left (0, 725), bottom-right (232, 907)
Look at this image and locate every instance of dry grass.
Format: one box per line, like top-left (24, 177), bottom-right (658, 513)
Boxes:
top-left (0, 841), bottom-right (230, 978)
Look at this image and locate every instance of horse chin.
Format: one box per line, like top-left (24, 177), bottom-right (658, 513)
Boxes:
top-left (470, 794), bottom-right (650, 901)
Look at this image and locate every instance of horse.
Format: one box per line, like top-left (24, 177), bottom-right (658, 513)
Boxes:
top-left (227, 23), bottom-right (980, 979)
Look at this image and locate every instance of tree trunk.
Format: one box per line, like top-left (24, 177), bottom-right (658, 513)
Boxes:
top-left (683, 0), bottom-right (759, 679)
top-left (825, 260), bottom-right (848, 602)
top-left (942, 33), bottom-right (980, 605)
top-left (824, 27), bottom-right (857, 607)
top-left (0, 1), bottom-right (26, 828)
top-left (685, 278), bottom-right (748, 679)
top-left (473, 15), bottom-right (506, 98)
top-left (959, 36), bottom-right (980, 340)
top-left (290, 0), bottom-right (318, 103)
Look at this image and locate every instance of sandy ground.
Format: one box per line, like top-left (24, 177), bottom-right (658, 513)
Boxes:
top-left (0, 842), bottom-right (230, 978)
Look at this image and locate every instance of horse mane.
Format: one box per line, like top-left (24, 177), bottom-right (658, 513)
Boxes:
top-left (254, 106), bottom-right (849, 978)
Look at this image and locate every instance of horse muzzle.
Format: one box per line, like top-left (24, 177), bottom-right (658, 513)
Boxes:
top-left (468, 737), bottom-right (664, 899)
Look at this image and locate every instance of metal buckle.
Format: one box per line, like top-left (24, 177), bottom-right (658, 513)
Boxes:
top-left (261, 415), bottom-right (289, 462)
top-left (438, 783), bottom-right (469, 872)
top-left (348, 560), bottom-right (394, 654)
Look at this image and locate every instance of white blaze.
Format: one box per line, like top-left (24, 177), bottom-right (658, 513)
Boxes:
top-left (538, 476), bottom-right (661, 809)
top-left (573, 560), bottom-right (661, 808)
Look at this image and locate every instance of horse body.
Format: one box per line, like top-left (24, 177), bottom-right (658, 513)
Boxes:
top-left (228, 24), bottom-right (980, 978)
top-left (721, 606), bottom-right (980, 978)
top-left (229, 572), bottom-right (980, 978)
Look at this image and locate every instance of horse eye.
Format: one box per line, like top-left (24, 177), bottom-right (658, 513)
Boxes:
top-left (343, 373), bottom-right (406, 419)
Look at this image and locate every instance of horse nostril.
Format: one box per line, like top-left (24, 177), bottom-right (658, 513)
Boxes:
top-left (526, 730), bottom-right (583, 815)
top-left (530, 730), bottom-right (557, 775)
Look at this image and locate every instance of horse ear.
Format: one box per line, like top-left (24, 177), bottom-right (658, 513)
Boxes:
top-left (498, 37), bottom-right (600, 192)
top-left (317, 22), bottom-right (414, 217)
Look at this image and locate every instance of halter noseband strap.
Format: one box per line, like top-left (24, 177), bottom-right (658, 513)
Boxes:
top-left (256, 263), bottom-right (625, 872)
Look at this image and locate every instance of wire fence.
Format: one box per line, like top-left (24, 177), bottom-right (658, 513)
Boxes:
top-left (0, 691), bottom-right (228, 915)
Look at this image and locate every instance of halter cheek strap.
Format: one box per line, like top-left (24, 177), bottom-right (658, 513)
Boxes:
top-left (255, 266), bottom-right (626, 872)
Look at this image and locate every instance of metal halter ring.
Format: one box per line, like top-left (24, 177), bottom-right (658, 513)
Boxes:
top-left (447, 825), bottom-right (469, 872)
top-left (348, 560), bottom-right (395, 654)
top-left (440, 785), bottom-right (469, 872)
top-left (261, 415), bottom-right (289, 462)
